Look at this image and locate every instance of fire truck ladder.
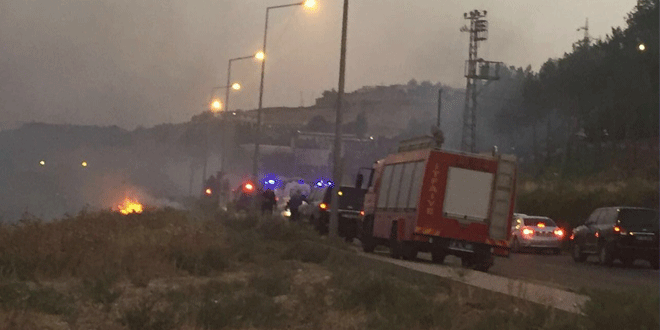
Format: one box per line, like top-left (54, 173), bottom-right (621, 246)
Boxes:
top-left (489, 155), bottom-right (516, 241)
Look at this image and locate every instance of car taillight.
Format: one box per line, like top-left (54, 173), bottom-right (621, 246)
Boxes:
top-left (319, 203), bottom-right (328, 210)
top-left (521, 227), bottom-right (534, 237)
top-left (569, 233), bottom-right (575, 240)
top-left (613, 225), bottom-right (627, 235)
top-left (554, 228), bottom-right (564, 238)
top-left (360, 210), bottom-right (365, 216)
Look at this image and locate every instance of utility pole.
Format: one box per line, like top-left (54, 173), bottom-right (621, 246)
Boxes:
top-left (459, 10), bottom-right (501, 152)
top-left (329, 0), bottom-right (349, 238)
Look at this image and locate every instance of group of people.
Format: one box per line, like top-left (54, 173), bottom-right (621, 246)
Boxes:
top-left (260, 188), bottom-right (306, 222)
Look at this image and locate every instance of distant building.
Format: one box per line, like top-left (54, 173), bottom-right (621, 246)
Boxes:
top-left (231, 83), bottom-right (462, 139)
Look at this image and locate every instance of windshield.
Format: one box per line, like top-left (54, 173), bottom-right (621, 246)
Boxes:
top-left (524, 218), bottom-right (557, 227)
top-left (619, 209), bottom-right (659, 227)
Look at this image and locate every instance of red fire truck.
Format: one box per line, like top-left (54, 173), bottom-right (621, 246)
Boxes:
top-left (358, 136), bottom-right (517, 271)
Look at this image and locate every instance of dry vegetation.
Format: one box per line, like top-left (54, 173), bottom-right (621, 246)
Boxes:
top-left (0, 208), bottom-right (656, 329)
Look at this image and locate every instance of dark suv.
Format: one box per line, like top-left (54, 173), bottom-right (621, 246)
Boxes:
top-left (571, 207), bottom-right (659, 269)
top-left (312, 186), bottom-right (366, 241)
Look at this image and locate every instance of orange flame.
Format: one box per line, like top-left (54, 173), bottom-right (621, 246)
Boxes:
top-left (116, 198), bottom-right (143, 215)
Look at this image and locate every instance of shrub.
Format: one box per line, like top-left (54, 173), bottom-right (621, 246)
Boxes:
top-left (249, 267), bottom-right (291, 297)
top-left (582, 289), bottom-right (659, 330)
top-left (281, 241), bottom-right (329, 264)
top-left (0, 283), bottom-right (74, 315)
top-left (197, 280), bottom-right (282, 329)
top-left (82, 272), bottom-right (121, 305)
top-left (119, 297), bottom-right (179, 330)
top-left (333, 270), bottom-right (450, 330)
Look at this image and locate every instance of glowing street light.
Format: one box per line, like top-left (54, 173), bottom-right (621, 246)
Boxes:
top-left (255, 51), bottom-right (265, 60)
top-left (231, 82), bottom-right (241, 90)
top-left (81, 161), bottom-right (88, 167)
top-left (210, 99), bottom-right (223, 112)
top-left (638, 43), bottom-right (646, 52)
top-left (303, 0), bottom-right (317, 9)
top-left (39, 160), bottom-right (45, 166)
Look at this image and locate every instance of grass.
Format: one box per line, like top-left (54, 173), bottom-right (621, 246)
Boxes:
top-left (0, 282), bottom-right (74, 316)
top-left (0, 207), bottom-right (655, 329)
top-left (580, 289), bottom-right (659, 330)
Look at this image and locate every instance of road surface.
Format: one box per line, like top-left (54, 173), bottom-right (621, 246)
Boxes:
top-left (368, 246), bottom-right (658, 293)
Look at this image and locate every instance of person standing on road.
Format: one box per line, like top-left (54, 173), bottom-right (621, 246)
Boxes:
top-left (286, 190), bottom-right (306, 223)
top-left (261, 188), bottom-right (277, 215)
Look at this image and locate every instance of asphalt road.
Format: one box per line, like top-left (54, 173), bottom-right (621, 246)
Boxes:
top-left (369, 246), bottom-right (659, 293)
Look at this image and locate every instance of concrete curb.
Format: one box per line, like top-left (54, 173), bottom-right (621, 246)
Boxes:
top-left (359, 251), bottom-right (589, 314)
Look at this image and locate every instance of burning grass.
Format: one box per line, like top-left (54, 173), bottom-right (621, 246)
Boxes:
top-left (0, 209), bottom-right (654, 329)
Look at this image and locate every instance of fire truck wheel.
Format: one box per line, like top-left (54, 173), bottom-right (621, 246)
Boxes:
top-left (431, 250), bottom-right (446, 264)
top-left (389, 223), bottom-right (402, 259)
top-left (401, 242), bottom-right (418, 260)
top-left (511, 237), bottom-right (520, 252)
top-left (361, 217), bottom-right (377, 253)
top-left (474, 255), bottom-right (494, 272)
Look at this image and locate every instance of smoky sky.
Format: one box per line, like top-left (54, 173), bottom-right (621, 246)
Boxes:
top-left (0, 0), bottom-right (635, 129)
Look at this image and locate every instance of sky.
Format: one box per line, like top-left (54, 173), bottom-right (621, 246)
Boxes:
top-left (0, 0), bottom-right (637, 129)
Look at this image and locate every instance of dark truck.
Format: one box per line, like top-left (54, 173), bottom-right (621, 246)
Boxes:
top-left (571, 206), bottom-right (659, 269)
top-left (311, 185), bottom-right (367, 241)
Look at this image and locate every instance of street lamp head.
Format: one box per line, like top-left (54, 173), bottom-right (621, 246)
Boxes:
top-left (303, 0), bottom-right (316, 9)
top-left (255, 51), bottom-right (265, 60)
top-left (638, 43), bottom-right (646, 52)
top-left (211, 99), bottom-right (222, 112)
top-left (231, 82), bottom-right (241, 90)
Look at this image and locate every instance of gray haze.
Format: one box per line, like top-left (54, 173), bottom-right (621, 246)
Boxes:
top-left (0, 0), bottom-right (635, 129)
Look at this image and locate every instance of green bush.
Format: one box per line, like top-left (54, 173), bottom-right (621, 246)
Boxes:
top-left (119, 297), bottom-right (179, 330)
top-left (582, 289), bottom-right (659, 330)
top-left (472, 305), bottom-right (579, 330)
top-left (82, 272), bottom-right (121, 305)
top-left (517, 178), bottom-right (659, 229)
top-left (197, 280), bottom-right (282, 329)
top-left (333, 270), bottom-right (451, 330)
top-left (281, 241), bottom-right (330, 264)
top-left (170, 246), bottom-right (229, 276)
top-left (0, 282), bottom-right (74, 315)
top-left (249, 267), bottom-right (291, 297)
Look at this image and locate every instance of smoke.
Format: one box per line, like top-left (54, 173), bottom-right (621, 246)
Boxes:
top-left (0, 0), bottom-right (214, 129)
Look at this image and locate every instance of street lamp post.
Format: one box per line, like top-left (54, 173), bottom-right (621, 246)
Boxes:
top-left (253, 0), bottom-right (317, 181)
top-left (329, 0), bottom-right (349, 238)
top-left (202, 84), bottom-right (241, 191)
top-left (223, 54), bottom-right (262, 172)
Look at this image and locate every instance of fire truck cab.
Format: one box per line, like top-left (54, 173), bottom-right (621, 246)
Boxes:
top-left (358, 136), bottom-right (517, 272)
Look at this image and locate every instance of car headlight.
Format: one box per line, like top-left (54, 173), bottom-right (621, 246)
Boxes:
top-left (281, 209), bottom-right (291, 217)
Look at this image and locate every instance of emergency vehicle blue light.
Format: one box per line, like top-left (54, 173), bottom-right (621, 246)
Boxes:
top-left (316, 182), bottom-right (323, 187)
top-left (298, 179), bottom-right (304, 184)
top-left (268, 179), bottom-right (275, 184)
top-left (326, 180), bottom-right (334, 187)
